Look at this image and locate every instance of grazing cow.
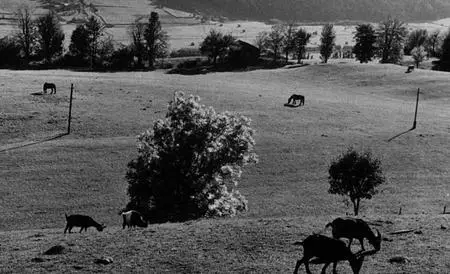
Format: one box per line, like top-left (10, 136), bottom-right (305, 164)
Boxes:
top-left (121, 210), bottom-right (148, 229)
top-left (43, 82), bottom-right (56, 94)
top-left (293, 234), bottom-right (365, 274)
top-left (287, 94), bottom-right (305, 106)
top-left (326, 217), bottom-right (382, 251)
top-left (64, 214), bottom-right (106, 234)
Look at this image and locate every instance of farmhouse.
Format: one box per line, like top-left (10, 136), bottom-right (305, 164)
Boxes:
top-left (228, 40), bottom-right (260, 67)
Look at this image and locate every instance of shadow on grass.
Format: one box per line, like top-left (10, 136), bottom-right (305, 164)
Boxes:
top-left (387, 127), bottom-right (415, 142)
top-left (0, 132), bottom-right (69, 152)
top-left (284, 103), bottom-right (303, 108)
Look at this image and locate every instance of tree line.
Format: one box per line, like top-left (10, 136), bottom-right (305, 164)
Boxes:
top-left (2, 7), bottom-right (450, 72)
top-left (0, 7), bottom-right (169, 70)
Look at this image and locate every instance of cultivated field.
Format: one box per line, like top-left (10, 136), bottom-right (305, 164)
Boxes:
top-left (1, 0), bottom-right (450, 50)
top-left (0, 62), bottom-right (449, 273)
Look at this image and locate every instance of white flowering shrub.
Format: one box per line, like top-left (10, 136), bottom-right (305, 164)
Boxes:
top-left (125, 92), bottom-right (257, 222)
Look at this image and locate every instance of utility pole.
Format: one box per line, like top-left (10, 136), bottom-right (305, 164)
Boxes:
top-left (67, 83), bottom-right (74, 134)
top-left (412, 88), bottom-right (420, 129)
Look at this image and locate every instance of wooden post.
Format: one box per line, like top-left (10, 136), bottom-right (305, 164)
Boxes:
top-left (412, 88), bottom-right (420, 129)
top-left (67, 83), bottom-right (74, 134)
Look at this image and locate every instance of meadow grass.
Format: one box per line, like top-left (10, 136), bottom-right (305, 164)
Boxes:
top-left (0, 62), bottom-right (449, 272)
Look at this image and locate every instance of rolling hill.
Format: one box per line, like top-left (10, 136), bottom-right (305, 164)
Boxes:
top-left (155, 0), bottom-right (450, 22)
top-left (0, 61), bottom-right (449, 272)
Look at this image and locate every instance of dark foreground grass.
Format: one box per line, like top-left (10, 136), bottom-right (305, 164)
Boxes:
top-left (0, 215), bottom-right (449, 273)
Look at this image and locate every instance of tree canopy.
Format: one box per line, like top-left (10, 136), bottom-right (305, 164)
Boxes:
top-left (125, 92), bottom-right (258, 222)
top-left (328, 148), bottom-right (385, 215)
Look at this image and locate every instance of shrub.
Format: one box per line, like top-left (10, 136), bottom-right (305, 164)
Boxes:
top-left (328, 148), bottom-right (385, 215)
top-left (125, 92), bottom-right (258, 222)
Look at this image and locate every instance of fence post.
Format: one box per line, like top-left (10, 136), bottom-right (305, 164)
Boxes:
top-left (67, 83), bottom-right (74, 134)
top-left (412, 88), bottom-right (420, 129)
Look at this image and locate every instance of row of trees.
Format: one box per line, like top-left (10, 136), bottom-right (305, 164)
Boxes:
top-left (0, 6), bottom-right (169, 70)
top-left (255, 24), bottom-right (313, 63)
top-left (4, 7), bottom-right (450, 71)
top-left (251, 17), bottom-right (450, 70)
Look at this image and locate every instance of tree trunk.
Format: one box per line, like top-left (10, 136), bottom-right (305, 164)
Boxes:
top-left (352, 198), bottom-right (360, 215)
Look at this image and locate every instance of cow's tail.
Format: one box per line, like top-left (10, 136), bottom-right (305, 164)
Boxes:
top-left (325, 222), bottom-right (333, 229)
top-left (293, 241), bottom-right (304, 246)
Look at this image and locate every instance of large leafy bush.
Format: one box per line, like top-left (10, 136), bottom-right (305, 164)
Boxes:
top-left (126, 92), bottom-right (257, 222)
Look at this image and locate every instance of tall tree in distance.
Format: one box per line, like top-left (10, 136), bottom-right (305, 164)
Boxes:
top-left (145, 12), bottom-right (169, 69)
top-left (293, 28), bottom-right (311, 63)
top-left (69, 24), bottom-right (89, 60)
top-left (320, 23), bottom-right (335, 63)
top-left (254, 31), bottom-right (268, 54)
top-left (200, 29), bottom-right (235, 66)
top-left (282, 23), bottom-right (296, 63)
top-left (436, 30), bottom-right (450, 71)
top-left (264, 24), bottom-right (285, 61)
top-left (129, 18), bottom-right (146, 68)
top-left (377, 17), bottom-right (408, 64)
top-left (404, 29), bottom-right (428, 55)
top-left (85, 16), bottom-right (104, 69)
top-left (15, 5), bottom-right (36, 65)
top-left (353, 24), bottom-right (377, 63)
top-left (425, 30), bottom-right (441, 58)
top-left (36, 11), bottom-right (65, 63)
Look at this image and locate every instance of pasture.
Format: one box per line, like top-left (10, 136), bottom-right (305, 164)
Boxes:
top-left (0, 62), bottom-right (449, 273)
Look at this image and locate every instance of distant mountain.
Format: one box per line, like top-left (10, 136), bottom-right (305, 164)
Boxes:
top-left (154, 0), bottom-right (450, 22)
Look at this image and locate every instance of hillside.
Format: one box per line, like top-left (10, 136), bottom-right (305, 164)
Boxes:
top-left (155, 0), bottom-right (450, 22)
top-left (0, 62), bottom-right (449, 272)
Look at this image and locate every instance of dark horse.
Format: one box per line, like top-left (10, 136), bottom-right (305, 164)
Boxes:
top-left (43, 82), bottom-right (56, 94)
top-left (287, 94), bottom-right (305, 106)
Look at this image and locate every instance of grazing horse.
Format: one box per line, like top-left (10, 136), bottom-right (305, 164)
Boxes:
top-left (43, 82), bottom-right (56, 94)
top-left (406, 65), bottom-right (414, 73)
top-left (287, 94), bottom-right (305, 106)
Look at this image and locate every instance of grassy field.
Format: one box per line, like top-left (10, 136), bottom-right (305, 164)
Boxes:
top-left (0, 62), bottom-right (449, 273)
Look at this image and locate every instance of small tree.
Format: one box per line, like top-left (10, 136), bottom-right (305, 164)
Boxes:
top-left (200, 29), bottom-right (235, 66)
top-left (411, 46), bottom-right (427, 68)
top-left (320, 24), bottom-right (336, 63)
top-left (377, 17), bottom-right (408, 64)
top-left (36, 11), bottom-right (65, 63)
top-left (353, 24), bottom-right (377, 63)
top-left (125, 92), bottom-right (258, 222)
top-left (144, 12), bottom-right (169, 69)
top-left (328, 148), bottom-right (385, 215)
top-left (293, 28), bottom-right (311, 64)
